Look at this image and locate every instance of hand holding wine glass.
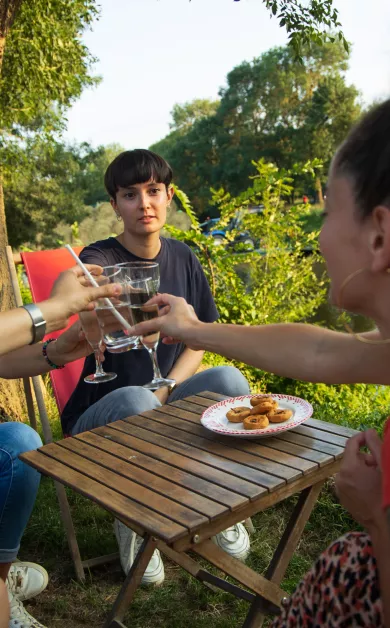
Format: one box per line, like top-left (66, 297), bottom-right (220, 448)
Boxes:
top-left (128, 293), bottom-right (201, 349)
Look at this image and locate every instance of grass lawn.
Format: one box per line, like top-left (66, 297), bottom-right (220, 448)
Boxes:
top-left (18, 388), bottom-right (357, 628)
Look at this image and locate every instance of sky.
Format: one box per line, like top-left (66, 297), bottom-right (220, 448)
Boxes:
top-left (64, 0), bottom-right (390, 150)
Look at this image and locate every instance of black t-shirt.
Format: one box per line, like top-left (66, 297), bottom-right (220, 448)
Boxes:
top-left (61, 237), bottom-right (218, 434)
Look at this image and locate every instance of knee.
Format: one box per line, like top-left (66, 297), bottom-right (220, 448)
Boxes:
top-left (0, 422), bottom-right (42, 456)
top-left (207, 366), bottom-right (250, 396)
top-left (104, 386), bottom-right (161, 417)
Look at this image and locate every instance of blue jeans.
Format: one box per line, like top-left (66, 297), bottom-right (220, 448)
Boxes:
top-left (0, 423), bottom-right (42, 563)
top-left (71, 366), bottom-right (250, 434)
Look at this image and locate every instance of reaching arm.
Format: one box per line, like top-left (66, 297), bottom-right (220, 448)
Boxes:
top-left (0, 264), bottom-right (120, 357)
top-left (130, 294), bottom-right (390, 385)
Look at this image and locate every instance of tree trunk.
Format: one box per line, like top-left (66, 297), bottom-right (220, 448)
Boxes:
top-left (0, 3), bottom-right (27, 422)
top-left (315, 176), bottom-right (324, 207)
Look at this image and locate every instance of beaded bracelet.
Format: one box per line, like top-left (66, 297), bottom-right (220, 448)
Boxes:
top-left (42, 339), bottom-right (65, 370)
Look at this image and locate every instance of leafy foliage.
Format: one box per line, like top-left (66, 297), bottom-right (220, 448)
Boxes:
top-left (152, 42), bottom-right (361, 215)
top-left (169, 159), bottom-right (326, 326)
top-left (3, 140), bottom-right (121, 248)
top-left (0, 0), bottom-right (99, 132)
top-left (262, 0), bottom-right (349, 60)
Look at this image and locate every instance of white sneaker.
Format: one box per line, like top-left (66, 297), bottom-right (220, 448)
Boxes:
top-left (213, 523), bottom-right (250, 561)
top-left (8, 590), bottom-right (46, 627)
top-left (114, 520), bottom-right (165, 585)
top-left (7, 563), bottom-right (48, 602)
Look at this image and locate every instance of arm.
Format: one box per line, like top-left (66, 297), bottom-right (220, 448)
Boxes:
top-left (154, 347), bottom-right (205, 403)
top-left (0, 264), bottom-right (120, 357)
top-left (0, 321), bottom-right (93, 379)
top-left (130, 294), bottom-right (390, 385)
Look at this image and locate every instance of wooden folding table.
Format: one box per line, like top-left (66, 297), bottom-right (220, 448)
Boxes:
top-left (20, 391), bottom-right (358, 628)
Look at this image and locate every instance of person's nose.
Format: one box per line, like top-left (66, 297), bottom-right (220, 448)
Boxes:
top-left (139, 191), bottom-right (151, 211)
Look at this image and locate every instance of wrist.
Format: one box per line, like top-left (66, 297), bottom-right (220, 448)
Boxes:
top-left (188, 321), bottom-right (208, 350)
top-left (46, 339), bottom-right (66, 367)
top-left (39, 299), bottom-right (68, 334)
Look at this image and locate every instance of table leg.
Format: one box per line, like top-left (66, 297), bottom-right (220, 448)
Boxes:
top-left (103, 535), bottom-right (157, 628)
top-left (243, 480), bottom-right (325, 628)
top-left (265, 481), bottom-right (325, 584)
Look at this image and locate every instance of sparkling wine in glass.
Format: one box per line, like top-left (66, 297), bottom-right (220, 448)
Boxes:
top-left (128, 277), bottom-right (174, 390)
top-left (79, 310), bottom-right (117, 384)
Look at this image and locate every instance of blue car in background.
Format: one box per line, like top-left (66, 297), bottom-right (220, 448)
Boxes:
top-left (199, 206), bottom-right (263, 251)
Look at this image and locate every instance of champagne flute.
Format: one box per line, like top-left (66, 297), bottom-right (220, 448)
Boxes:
top-left (79, 310), bottom-right (117, 384)
top-left (127, 277), bottom-right (174, 390)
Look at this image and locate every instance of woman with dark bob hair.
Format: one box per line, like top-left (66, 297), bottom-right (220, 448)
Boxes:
top-left (130, 99), bottom-right (390, 626)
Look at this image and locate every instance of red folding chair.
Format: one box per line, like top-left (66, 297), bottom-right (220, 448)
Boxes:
top-left (22, 247), bottom-right (84, 416)
top-left (6, 245), bottom-right (110, 581)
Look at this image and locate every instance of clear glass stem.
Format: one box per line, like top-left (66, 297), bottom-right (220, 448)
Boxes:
top-left (94, 349), bottom-right (106, 376)
top-left (148, 346), bottom-right (162, 380)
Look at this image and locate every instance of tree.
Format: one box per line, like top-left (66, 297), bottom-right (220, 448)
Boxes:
top-left (0, 0), bottom-right (99, 420)
top-left (170, 99), bottom-right (219, 132)
top-left (152, 42), bottom-right (361, 214)
top-left (235, 0), bottom-right (348, 59)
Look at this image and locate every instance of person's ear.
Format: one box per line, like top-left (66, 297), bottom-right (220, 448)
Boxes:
top-left (369, 205), bottom-right (390, 273)
top-left (167, 185), bottom-right (174, 204)
top-left (110, 197), bottom-right (120, 218)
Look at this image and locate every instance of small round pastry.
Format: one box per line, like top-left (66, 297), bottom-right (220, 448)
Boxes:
top-left (226, 406), bottom-right (251, 423)
top-left (268, 409), bottom-right (293, 423)
top-left (243, 414), bottom-right (269, 430)
top-left (250, 394), bottom-right (273, 407)
top-left (250, 400), bottom-right (276, 415)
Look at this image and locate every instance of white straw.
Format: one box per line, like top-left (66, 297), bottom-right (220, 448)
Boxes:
top-left (65, 245), bottom-right (132, 332)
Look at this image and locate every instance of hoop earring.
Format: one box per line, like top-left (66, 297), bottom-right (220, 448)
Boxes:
top-left (116, 214), bottom-right (122, 222)
top-left (338, 267), bottom-right (390, 344)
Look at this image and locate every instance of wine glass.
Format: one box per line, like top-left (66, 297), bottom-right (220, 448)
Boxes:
top-left (118, 261), bottom-right (160, 292)
top-left (79, 310), bottom-right (117, 384)
top-left (95, 266), bottom-right (136, 354)
top-left (127, 277), bottom-right (175, 390)
top-left (118, 262), bottom-right (160, 349)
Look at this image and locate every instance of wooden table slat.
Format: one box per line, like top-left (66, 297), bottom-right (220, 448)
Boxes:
top-left (171, 399), bottom-right (212, 415)
top-left (259, 436), bottom-right (333, 467)
top-left (142, 408), bottom-right (317, 475)
top-left (275, 431), bottom-right (344, 458)
top-left (305, 417), bottom-right (359, 438)
top-left (93, 425), bottom-right (264, 501)
top-left (182, 395), bottom-right (218, 408)
top-left (290, 424), bottom-right (348, 447)
top-left (149, 406), bottom-right (318, 473)
top-left (76, 431), bottom-right (245, 511)
top-left (121, 416), bottom-right (290, 489)
top-left (59, 437), bottom-right (227, 521)
top-left (42, 444), bottom-right (209, 532)
top-left (20, 451), bottom-right (187, 543)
